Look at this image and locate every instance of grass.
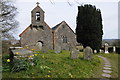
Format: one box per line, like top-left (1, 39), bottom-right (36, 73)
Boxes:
top-left (96, 53), bottom-right (119, 78)
top-left (2, 50), bottom-right (102, 78)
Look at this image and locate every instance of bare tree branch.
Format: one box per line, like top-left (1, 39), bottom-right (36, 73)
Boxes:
top-left (49, 0), bottom-right (55, 4)
top-left (74, 0), bottom-right (83, 5)
top-left (67, 0), bottom-right (73, 6)
top-left (0, 0), bottom-right (18, 40)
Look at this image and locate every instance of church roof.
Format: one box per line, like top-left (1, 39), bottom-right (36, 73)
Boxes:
top-left (31, 2), bottom-right (44, 13)
top-left (19, 22), bottom-right (52, 37)
top-left (19, 25), bottom-right (31, 37)
top-left (52, 21), bottom-right (63, 30)
top-left (52, 21), bottom-right (75, 34)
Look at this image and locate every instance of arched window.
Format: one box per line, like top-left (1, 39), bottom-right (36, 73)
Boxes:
top-left (36, 12), bottom-right (40, 21)
top-left (63, 36), bottom-right (67, 43)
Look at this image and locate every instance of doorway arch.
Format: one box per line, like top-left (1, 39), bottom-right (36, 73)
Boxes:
top-left (36, 41), bottom-right (43, 50)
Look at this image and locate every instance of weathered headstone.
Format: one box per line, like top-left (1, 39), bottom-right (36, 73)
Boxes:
top-left (68, 42), bottom-right (79, 59)
top-left (83, 46), bottom-right (93, 60)
top-left (70, 49), bottom-right (79, 59)
top-left (104, 43), bottom-right (109, 53)
top-left (9, 47), bottom-right (35, 66)
top-left (9, 47), bottom-right (33, 61)
top-left (11, 49), bottom-right (33, 56)
top-left (54, 46), bottom-right (61, 54)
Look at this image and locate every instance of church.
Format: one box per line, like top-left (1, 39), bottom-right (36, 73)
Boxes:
top-left (19, 2), bottom-right (77, 52)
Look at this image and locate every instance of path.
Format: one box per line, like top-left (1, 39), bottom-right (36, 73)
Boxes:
top-left (97, 55), bottom-right (112, 79)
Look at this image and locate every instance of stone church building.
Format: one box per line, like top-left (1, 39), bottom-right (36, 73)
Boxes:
top-left (19, 3), bottom-right (77, 52)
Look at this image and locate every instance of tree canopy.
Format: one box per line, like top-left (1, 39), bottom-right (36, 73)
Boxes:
top-left (0, 0), bottom-right (18, 40)
top-left (76, 4), bottom-right (103, 52)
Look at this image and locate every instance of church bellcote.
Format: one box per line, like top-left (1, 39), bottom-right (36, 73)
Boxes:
top-left (31, 2), bottom-right (45, 27)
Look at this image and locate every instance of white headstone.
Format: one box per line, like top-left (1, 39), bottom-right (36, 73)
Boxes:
top-left (94, 50), bottom-right (97, 53)
top-left (113, 46), bottom-right (116, 52)
top-left (104, 43), bottom-right (109, 53)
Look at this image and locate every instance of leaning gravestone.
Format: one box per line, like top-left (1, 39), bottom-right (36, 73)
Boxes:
top-left (83, 46), bottom-right (93, 60)
top-left (70, 49), bottom-right (79, 59)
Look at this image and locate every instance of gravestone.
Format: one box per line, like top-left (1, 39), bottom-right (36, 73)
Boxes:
top-left (54, 46), bottom-right (61, 54)
top-left (11, 49), bottom-right (33, 56)
top-left (69, 42), bottom-right (79, 59)
top-left (9, 47), bottom-right (35, 66)
top-left (113, 46), bottom-right (116, 53)
top-left (104, 43), bottom-right (109, 53)
top-left (100, 49), bottom-right (104, 53)
top-left (94, 50), bottom-right (97, 53)
top-left (70, 49), bottom-right (79, 59)
top-left (9, 47), bottom-right (33, 61)
top-left (83, 46), bottom-right (93, 60)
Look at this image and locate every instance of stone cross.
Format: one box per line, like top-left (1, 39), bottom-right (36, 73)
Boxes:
top-left (36, 2), bottom-right (40, 6)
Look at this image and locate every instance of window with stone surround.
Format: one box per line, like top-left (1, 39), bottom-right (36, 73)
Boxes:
top-left (63, 36), bottom-right (67, 43)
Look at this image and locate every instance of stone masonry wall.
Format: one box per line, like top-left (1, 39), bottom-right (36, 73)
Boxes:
top-left (54, 22), bottom-right (77, 51)
top-left (20, 22), bottom-right (53, 51)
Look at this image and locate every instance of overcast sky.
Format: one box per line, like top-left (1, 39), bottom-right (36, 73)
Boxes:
top-left (14, 0), bottom-right (119, 39)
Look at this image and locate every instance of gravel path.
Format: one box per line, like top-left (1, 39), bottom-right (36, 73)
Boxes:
top-left (97, 55), bottom-right (112, 78)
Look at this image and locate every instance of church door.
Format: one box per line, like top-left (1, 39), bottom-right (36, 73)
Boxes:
top-left (36, 41), bottom-right (43, 50)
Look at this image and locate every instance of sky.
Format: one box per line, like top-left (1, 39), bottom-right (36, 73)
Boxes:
top-left (14, 0), bottom-right (119, 39)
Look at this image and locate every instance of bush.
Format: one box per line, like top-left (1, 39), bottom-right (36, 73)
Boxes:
top-left (2, 53), bottom-right (41, 73)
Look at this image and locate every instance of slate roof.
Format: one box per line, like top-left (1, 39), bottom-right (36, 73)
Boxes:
top-left (31, 4), bottom-right (45, 13)
top-left (19, 22), bottom-right (52, 37)
top-left (19, 25), bottom-right (31, 37)
top-left (52, 21), bottom-right (75, 34)
top-left (52, 21), bottom-right (63, 30)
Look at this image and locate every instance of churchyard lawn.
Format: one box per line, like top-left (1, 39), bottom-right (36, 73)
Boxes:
top-left (2, 51), bottom-right (119, 78)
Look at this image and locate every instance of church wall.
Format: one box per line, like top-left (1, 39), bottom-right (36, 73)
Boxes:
top-left (20, 24), bottom-right (53, 51)
top-left (54, 22), bottom-right (77, 51)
